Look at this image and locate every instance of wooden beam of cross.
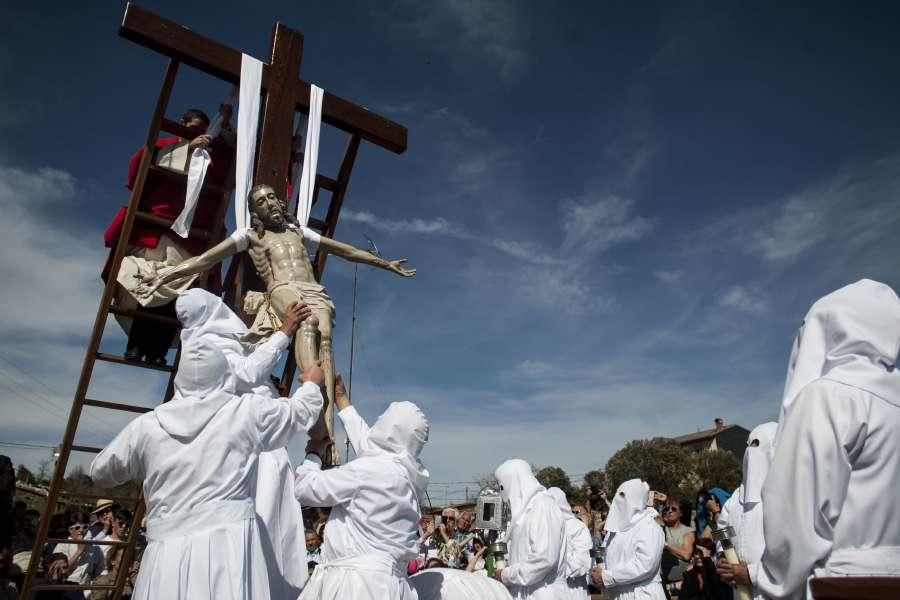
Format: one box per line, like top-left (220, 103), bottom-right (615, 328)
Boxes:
top-left (120, 3), bottom-right (407, 203)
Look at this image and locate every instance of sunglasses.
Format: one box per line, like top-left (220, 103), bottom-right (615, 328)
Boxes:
top-left (663, 506), bottom-right (679, 513)
top-left (69, 524), bottom-right (87, 531)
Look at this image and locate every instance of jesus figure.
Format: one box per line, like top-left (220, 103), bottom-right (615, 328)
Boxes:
top-left (136, 184), bottom-right (415, 451)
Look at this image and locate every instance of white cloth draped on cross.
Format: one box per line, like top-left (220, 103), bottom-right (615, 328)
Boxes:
top-left (170, 52), bottom-right (325, 236)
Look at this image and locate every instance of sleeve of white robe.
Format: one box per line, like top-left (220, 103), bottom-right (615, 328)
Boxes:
top-left (228, 331), bottom-right (290, 389)
top-left (569, 522), bottom-right (594, 577)
top-left (293, 454), bottom-right (361, 507)
top-left (254, 380), bottom-right (324, 450)
top-left (338, 405), bottom-right (371, 455)
top-left (502, 496), bottom-right (566, 588)
top-left (602, 518), bottom-right (664, 587)
top-left (756, 381), bottom-right (868, 599)
top-left (89, 418), bottom-right (144, 487)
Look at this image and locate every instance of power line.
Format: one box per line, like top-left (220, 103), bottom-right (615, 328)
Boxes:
top-left (0, 441), bottom-right (56, 450)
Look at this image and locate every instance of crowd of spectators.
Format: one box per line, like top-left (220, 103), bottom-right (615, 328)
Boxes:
top-left (2, 456), bottom-right (145, 599)
top-left (5, 449), bottom-right (742, 600)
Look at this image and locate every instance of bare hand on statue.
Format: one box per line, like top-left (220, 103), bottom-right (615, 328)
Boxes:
top-left (299, 361), bottom-right (325, 388)
top-left (386, 258), bottom-right (416, 277)
top-left (279, 302), bottom-right (311, 336)
top-left (333, 374), bottom-right (351, 411)
top-left (189, 134), bottom-right (212, 150)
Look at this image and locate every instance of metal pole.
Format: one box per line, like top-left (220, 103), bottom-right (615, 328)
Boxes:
top-left (346, 263), bottom-right (359, 461)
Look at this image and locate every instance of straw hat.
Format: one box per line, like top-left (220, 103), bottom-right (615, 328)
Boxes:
top-left (91, 499), bottom-right (115, 515)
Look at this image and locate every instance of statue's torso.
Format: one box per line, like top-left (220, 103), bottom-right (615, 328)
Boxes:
top-left (247, 228), bottom-right (316, 289)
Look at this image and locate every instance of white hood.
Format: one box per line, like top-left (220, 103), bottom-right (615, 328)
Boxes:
top-left (176, 288), bottom-right (249, 348)
top-left (494, 459), bottom-right (545, 522)
top-left (155, 339), bottom-right (233, 440)
top-left (359, 401), bottom-right (430, 497)
top-left (547, 487), bottom-right (574, 518)
top-left (742, 421), bottom-right (778, 504)
top-left (605, 478), bottom-right (651, 533)
top-left (782, 279), bottom-right (900, 414)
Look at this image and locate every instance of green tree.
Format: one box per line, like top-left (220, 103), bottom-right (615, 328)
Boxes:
top-left (691, 449), bottom-right (741, 493)
top-left (604, 437), bottom-right (691, 498)
top-left (534, 465), bottom-right (575, 498)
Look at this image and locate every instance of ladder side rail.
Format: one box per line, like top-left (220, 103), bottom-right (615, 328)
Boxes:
top-left (20, 59), bottom-right (180, 599)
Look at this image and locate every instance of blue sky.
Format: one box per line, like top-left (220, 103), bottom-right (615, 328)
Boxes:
top-left (2, 1), bottom-right (900, 504)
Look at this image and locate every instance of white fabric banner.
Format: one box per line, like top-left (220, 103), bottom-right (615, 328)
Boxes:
top-left (234, 54), bottom-right (264, 232)
top-left (171, 107), bottom-right (227, 238)
top-left (294, 84), bottom-right (324, 227)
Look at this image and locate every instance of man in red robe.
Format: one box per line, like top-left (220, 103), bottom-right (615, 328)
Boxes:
top-left (103, 107), bottom-right (234, 365)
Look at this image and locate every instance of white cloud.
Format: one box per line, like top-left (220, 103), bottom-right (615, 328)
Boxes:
top-left (561, 192), bottom-right (654, 255)
top-left (751, 157), bottom-right (900, 262)
top-left (0, 166), bottom-right (106, 338)
top-left (383, 0), bottom-right (528, 80)
top-left (719, 286), bottom-right (768, 314)
top-left (343, 209), bottom-right (561, 266)
top-left (654, 270), bottom-right (684, 284)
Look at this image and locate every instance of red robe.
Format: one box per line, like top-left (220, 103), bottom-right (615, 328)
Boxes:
top-left (102, 137), bottom-right (233, 285)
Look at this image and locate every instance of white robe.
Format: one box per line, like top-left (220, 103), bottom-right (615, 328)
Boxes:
top-left (601, 512), bottom-right (665, 600)
top-left (410, 567), bottom-right (513, 600)
top-left (758, 381), bottom-right (900, 598)
top-left (758, 279), bottom-right (900, 600)
top-left (175, 289), bottom-right (310, 599)
top-left (547, 487), bottom-right (591, 599)
top-left (90, 370), bottom-right (322, 600)
top-left (494, 460), bottom-right (568, 600)
top-left (295, 402), bottom-right (429, 600)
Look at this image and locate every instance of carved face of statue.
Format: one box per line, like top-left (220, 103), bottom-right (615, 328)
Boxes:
top-left (249, 185), bottom-right (287, 229)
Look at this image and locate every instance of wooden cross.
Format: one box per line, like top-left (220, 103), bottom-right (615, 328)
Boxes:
top-left (120, 2), bottom-right (407, 202)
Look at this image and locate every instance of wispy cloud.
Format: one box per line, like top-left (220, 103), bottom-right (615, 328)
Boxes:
top-left (719, 286), bottom-right (768, 314)
top-left (561, 192), bottom-right (654, 255)
top-left (343, 209), bottom-right (562, 266)
top-left (379, 0), bottom-right (528, 81)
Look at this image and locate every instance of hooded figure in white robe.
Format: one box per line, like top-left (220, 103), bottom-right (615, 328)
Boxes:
top-left (719, 421), bottom-right (778, 600)
top-left (546, 487), bottom-right (592, 599)
top-left (89, 339), bottom-right (324, 600)
top-left (176, 289), bottom-right (310, 599)
top-left (493, 459), bottom-right (567, 600)
top-left (758, 279), bottom-right (900, 599)
top-left (294, 400), bottom-right (430, 600)
top-left (410, 568), bottom-right (513, 600)
top-left (596, 479), bottom-right (665, 600)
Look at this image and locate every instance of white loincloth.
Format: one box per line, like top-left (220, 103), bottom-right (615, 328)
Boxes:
top-left (243, 280), bottom-right (335, 343)
top-left (113, 234), bottom-right (198, 339)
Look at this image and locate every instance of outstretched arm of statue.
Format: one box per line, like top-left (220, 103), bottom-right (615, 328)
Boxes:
top-left (316, 236), bottom-right (416, 277)
top-left (134, 236), bottom-right (240, 298)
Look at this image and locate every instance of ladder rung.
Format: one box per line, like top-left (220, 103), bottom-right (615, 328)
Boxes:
top-left (95, 352), bottom-right (174, 372)
top-left (135, 210), bottom-right (212, 240)
top-left (84, 398), bottom-right (153, 414)
top-left (70, 444), bottom-right (103, 454)
top-left (59, 491), bottom-right (139, 503)
top-left (148, 164), bottom-right (228, 195)
top-left (108, 304), bottom-right (181, 327)
top-left (31, 583), bottom-right (119, 592)
top-left (316, 174), bottom-right (339, 192)
top-left (46, 538), bottom-right (130, 547)
top-left (307, 217), bottom-right (328, 231)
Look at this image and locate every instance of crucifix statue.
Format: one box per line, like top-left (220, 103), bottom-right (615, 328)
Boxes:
top-left (136, 184), bottom-right (415, 448)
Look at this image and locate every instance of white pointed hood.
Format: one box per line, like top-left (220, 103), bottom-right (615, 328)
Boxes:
top-left (155, 339), bottom-right (233, 440)
top-left (358, 401), bottom-right (430, 498)
top-left (782, 279), bottom-right (900, 415)
top-left (605, 478), bottom-right (652, 533)
top-left (176, 288), bottom-right (249, 348)
top-left (494, 459), bottom-right (545, 522)
top-left (547, 487), bottom-right (574, 518)
top-left (742, 421), bottom-right (778, 504)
